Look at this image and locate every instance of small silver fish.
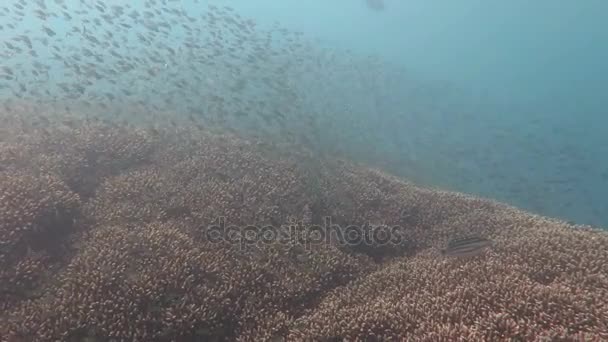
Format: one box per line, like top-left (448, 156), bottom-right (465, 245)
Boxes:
top-left (441, 236), bottom-right (492, 258)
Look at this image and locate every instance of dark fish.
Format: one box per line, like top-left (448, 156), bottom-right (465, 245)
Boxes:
top-left (365, 0), bottom-right (385, 11)
top-left (441, 236), bottom-right (492, 258)
top-left (1, 66), bottom-right (13, 75)
top-left (42, 26), bottom-right (56, 36)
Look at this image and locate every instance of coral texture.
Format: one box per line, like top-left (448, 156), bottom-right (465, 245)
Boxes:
top-left (1, 111), bottom-right (607, 341)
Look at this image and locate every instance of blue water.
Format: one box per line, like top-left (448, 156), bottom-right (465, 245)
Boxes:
top-left (1, 0), bottom-right (607, 227)
top-left (231, 0), bottom-right (608, 227)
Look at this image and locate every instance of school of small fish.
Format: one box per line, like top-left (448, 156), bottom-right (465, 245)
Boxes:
top-left (0, 0), bottom-right (340, 143)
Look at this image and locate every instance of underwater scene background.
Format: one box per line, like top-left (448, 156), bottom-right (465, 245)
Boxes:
top-left (2, 0), bottom-right (607, 227)
top-left (1, 0), bottom-right (608, 340)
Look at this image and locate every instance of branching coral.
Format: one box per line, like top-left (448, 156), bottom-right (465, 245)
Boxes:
top-left (285, 218), bottom-right (608, 341)
top-left (1, 110), bottom-right (607, 341)
top-left (0, 171), bottom-right (80, 312)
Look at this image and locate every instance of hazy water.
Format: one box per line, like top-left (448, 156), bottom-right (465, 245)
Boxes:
top-left (230, 0), bottom-right (608, 227)
top-left (1, 0), bottom-right (607, 227)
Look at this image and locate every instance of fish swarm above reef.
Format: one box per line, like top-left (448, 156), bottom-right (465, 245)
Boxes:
top-left (1, 108), bottom-right (607, 342)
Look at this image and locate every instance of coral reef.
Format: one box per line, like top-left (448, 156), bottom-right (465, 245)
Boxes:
top-left (0, 171), bottom-right (80, 312)
top-left (1, 109), bottom-right (607, 341)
